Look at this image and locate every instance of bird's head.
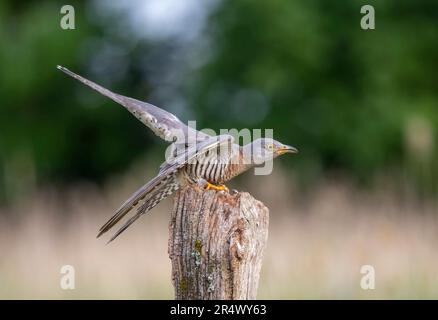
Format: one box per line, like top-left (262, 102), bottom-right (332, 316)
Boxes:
top-left (248, 138), bottom-right (298, 164)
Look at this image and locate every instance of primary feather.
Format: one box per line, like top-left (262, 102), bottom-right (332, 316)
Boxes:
top-left (57, 65), bottom-right (209, 143)
top-left (97, 135), bottom-right (234, 242)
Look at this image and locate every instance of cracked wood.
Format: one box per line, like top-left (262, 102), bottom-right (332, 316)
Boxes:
top-left (168, 184), bottom-right (269, 299)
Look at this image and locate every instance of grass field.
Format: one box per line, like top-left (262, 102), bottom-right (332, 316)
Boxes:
top-left (1, 167), bottom-right (437, 299)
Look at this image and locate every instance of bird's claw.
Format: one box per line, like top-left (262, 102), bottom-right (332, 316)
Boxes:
top-left (205, 182), bottom-right (229, 193)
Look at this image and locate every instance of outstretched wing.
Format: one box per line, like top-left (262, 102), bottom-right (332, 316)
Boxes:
top-left (57, 65), bottom-right (209, 143)
top-left (100, 171), bottom-right (180, 243)
top-left (96, 171), bottom-right (178, 240)
top-left (98, 134), bottom-right (234, 242)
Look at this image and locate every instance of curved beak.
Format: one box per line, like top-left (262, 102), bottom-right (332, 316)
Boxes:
top-left (276, 145), bottom-right (298, 154)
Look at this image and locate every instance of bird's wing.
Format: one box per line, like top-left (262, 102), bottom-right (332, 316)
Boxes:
top-left (103, 171), bottom-right (180, 243)
top-left (57, 65), bottom-right (209, 143)
top-left (98, 134), bottom-right (234, 241)
top-left (96, 171), bottom-right (176, 240)
top-left (158, 134), bottom-right (235, 174)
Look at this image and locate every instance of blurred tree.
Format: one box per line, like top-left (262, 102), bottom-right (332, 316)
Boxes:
top-left (0, 0), bottom-right (437, 203)
top-left (0, 1), bottom-right (158, 203)
top-left (189, 0), bottom-right (438, 192)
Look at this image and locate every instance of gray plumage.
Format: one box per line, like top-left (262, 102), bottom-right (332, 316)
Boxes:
top-left (58, 66), bottom-right (297, 242)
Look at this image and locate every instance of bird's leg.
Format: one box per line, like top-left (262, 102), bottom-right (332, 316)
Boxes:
top-left (205, 182), bottom-right (229, 192)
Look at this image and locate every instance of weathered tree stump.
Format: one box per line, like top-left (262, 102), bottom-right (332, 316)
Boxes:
top-left (168, 184), bottom-right (269, 300)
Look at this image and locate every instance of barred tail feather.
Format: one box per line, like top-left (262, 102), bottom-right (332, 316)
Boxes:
top-left (97, 172), bottom-right (179, 239)
top-left (107, 180), bottom-right (179, 243)
top-left (97, 135), bottom-right (232, 242)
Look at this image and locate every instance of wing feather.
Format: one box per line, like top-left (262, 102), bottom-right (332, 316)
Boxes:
top-left (106, 173), bottom-right (180, 243)
top-left (57, 65), bottom-right (209, 142)
top-left (97, 135), bottom-right (234, 240)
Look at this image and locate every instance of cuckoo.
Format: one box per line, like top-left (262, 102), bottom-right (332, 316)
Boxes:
top-left (57, 66), bottom-right (298, 242)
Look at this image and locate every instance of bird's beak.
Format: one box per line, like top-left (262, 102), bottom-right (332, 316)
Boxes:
top-left (276, 145), bottom-right (298, 154)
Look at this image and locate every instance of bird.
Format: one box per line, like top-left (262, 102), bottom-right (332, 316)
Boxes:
top-left (57, 65), bottom-right (298, 242)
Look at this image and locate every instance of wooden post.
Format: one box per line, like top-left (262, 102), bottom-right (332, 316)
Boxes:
top-left (168, 184), bottom-right (269, 300)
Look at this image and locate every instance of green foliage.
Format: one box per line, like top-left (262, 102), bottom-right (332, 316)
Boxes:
top-left (0, 0), bottom-right (437, 202)
top-left (190, 0), bottom-right (438, 190)
top-left (0, 2), bottom-right (156, 202)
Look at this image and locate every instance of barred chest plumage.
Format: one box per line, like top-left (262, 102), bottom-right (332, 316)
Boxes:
top-left (183, 144), bottom-right (247, 185)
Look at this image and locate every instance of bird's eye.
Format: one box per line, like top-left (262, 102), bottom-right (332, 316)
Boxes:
top-left (267, 144), bottom-right (273, 150)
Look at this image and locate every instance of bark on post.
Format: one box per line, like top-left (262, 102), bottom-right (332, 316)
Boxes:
top-left (168, 184), bottom-right (269, 300)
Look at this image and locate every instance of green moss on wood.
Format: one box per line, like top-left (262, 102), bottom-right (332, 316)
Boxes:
top-left (179, 277), bottom-right (188, 294)
top-left (194, 239), bottom-right (202, 253)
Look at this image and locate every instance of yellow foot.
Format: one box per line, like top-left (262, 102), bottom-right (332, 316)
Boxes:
top-left (205, 182), bottom-right (229, 192)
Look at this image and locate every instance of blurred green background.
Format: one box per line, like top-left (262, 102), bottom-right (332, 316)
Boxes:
top-left (1, 0), bottom-right (438, 299)
top-left (1, 0), bottom-right (437, 203)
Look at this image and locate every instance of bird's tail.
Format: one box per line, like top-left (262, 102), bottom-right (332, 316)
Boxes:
top-left (57, 65), bottom-right (127, 106)
top-left (98, 172), bottom-right (180, 243)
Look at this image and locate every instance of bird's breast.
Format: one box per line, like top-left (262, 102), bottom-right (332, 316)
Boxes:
top-left (183, 154), bottom-right (226, 184)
